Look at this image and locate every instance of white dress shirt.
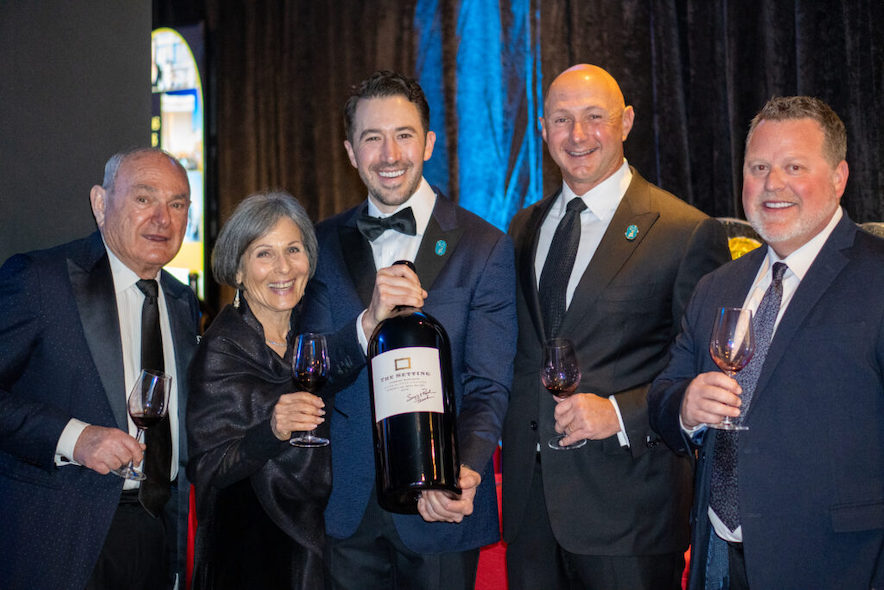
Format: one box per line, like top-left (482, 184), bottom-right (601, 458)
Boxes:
top-left (706, 207), bottom-right (843, 542)
top-left (56, 244), bottom-right (181, 487)
top-left (356, 178), bottom-right (437, 351)
top-left (534, 160), bottom-right (633, 446)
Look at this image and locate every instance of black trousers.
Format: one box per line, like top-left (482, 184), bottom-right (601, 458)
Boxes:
top-left (86, 490), bottom-right (171, 590)
top-left (506, 455), bottom-right (684, 590)
top-left (726, 541), bottom-right (750, 590)
top-left (325, 488), bottom-right (479, 590)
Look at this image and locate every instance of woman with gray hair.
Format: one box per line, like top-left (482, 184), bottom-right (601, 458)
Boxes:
top-left (187, 191), bottom-right (329, 589)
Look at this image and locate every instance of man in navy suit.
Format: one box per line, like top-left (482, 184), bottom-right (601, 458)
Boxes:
top-left (0, 148), bottom-right (199, 590)
top-left (300, 70), bottom-right (517, 589)
top-left (649, 96), bottom-right (884, 589)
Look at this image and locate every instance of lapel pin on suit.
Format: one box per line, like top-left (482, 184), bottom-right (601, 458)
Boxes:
top-left (625, 224), bottom-right (639, 240)
top-left (435, 240), bottom-right (447, 256)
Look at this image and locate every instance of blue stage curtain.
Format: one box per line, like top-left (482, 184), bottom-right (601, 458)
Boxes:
top-left (414, 0), bottom-right (543, 230)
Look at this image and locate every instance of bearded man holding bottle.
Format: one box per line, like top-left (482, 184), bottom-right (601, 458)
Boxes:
top-left (300, 70), bottom-right (517, 590)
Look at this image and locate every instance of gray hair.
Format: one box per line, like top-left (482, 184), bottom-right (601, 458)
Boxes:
top-left (746, 96), bottom-right (847, 167)
top-left (211, 191), bottom-right (318, 288)
top-left (101, 147), bottom-right (188, 193)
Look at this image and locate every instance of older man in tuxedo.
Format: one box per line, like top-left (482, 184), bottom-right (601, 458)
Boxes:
top-left (649, 96), bottom-right (884, 589)
top-left (502, 64), bottom-right (730, 590)
top-left (0, 148), bottom-right (199, 590)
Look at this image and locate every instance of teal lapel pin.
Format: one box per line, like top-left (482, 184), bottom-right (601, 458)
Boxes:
top-left (435, 240), bottom-right (447, 256)
top-left (625, 224), bottom-right (639, 240)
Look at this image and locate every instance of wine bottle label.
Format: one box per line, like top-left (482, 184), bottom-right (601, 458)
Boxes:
top-left (371, 346), bottom-right (444, 422)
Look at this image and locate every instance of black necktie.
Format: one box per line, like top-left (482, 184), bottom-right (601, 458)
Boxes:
top-left (135, 279), bottom-right (172, 518)
top-left (356, 207), bottom-right (417, 241)
top-left (538, 198), bottom-right (587, 339)
top-left (710, 262), bottom-right (788, 532)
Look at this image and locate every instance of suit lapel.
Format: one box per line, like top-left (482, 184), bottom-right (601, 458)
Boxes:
top-left (519, 193), bottom-right (557, 344)
top-left (339, 202), bottom-right (377, 309)
top-left (414, 192), bottom-right (463, 292)
top-left (745, 217), bottom-right (855, 421)
top-left (162, 271), bottom-right (198, 460)
top-left (559, 174), bottom-right (659, 336)
top-left (68, 233), bottom-right (128, 430)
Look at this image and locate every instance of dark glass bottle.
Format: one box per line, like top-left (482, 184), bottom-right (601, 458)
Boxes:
top-left (366, 261), bottom-right (461, 514)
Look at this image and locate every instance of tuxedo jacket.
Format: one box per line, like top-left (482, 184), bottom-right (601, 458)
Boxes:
top-left (502, 169), bottom-right (730, 555)
top-left (649, 214), bottom-right (884, 589)
top-left (0, 231), bottom-right (199, 590)
top-left (300, 191), bottom-right (517, 553)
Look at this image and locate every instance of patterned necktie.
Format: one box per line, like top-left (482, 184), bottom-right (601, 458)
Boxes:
top-left (135, 279), bottom-right (172, 518)
top-left (710, 261), bottom-right (788, 531)
top-left (539, 198), bottom-right (587, 339)
top-left (356, 207), bottom-right (417, 241)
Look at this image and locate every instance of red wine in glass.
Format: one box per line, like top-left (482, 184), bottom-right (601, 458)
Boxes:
top-left (708, 307), bottom-right (755, 430)
top-left (111, 369), bottom-right (171, 480)
top-left (131, 415), bottom-right (163, 430)
top-left (541, 338), bottom-right (586, 450)
top-left (291, 332), bottom-right (330, 447)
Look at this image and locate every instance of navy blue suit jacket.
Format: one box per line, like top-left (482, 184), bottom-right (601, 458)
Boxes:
top-left (649, 214), bottom-right (884, 589)
top-left (301, 191), bottom-right (517, 553)
top-left (0, 232), bottom-right (199, 590)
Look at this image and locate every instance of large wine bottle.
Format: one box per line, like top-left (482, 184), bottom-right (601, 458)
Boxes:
top-left (367, 261), bottom-right (461, 514)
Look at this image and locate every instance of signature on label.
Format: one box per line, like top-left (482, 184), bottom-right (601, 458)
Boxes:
top-left (407, 388), bottom-right (436, 404)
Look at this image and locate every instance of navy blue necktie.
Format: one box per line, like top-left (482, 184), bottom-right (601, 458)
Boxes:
top-left (539, 198), bottom-right (587, 339)
top-left (710, 262), bottom-right (788, 531)
top-left (135, 279), bottom-right (172, 518)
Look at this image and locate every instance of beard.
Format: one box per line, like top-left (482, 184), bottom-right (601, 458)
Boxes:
top-left (746, 198), bottom-right (838, 250)
top-left (360, 162), bottom-right (423, 210)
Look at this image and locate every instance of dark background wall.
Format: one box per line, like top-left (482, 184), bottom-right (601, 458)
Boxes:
top-left (3, 0), bottom-right (881, 312)
top-left (0, 1), bottom-right (151, 263)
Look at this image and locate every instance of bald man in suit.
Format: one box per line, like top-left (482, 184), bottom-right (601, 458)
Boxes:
top-left (502, 64), bottom-right (730, 590)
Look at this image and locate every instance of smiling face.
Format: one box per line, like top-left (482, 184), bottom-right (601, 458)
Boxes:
top-left (742, 118), bottom-right (848, 257)
top-left (541, 65), bottom-right (634, 195)
top-left (90, 151), bottom-right (191, 278)
top-left (236, 216), bottom-right (311, 324)
top-left (344, 95), bottom-right (436, 214)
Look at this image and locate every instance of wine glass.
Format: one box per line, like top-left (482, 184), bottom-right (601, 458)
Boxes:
top-left (708, 307), bottom-right (755, 430)
top-left (111, 369), bottom-right (172, 480)
top-left (290, 332), bottom-right (330, 447)
top-left (541, 338), bottom-right (586, 450)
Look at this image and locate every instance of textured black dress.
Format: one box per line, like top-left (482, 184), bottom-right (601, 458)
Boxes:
top-left (187, 301), bottom-right (331, 589)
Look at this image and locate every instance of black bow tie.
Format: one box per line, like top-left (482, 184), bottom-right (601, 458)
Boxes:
top-left (356, 207), bottom-right (417, 241)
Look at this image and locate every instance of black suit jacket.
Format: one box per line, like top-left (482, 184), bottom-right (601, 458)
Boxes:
top-left (649, 214), bottom-right (884, 589)
top-left (0, 231), bottom-right (199, 590)
top-left (502, 169), bottom-right (730, 555)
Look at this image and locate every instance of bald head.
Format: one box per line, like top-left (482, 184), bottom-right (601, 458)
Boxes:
top-left (544, 64), bottom-right (627, 113)
top-left (541, 64), bottom-right (634, 195)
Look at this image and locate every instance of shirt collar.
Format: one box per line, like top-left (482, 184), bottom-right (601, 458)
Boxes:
top-left (103, 237), bottom-right (160, 294)
top-left (764, 206), bottom-right (843, 281)
top-left (559, 159), bottom-right (632, 222)
top-left (366, 177), bottom-right (436, 235)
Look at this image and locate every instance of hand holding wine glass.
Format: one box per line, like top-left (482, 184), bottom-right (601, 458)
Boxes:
top-left (708, 307), bottom-right (755, 430)
top-left (541, 338), bottom-right (586, 450)
top-left (290, 332), bottom-right (330, 447)
top-left (111, 369), bottom-right (171, 480)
